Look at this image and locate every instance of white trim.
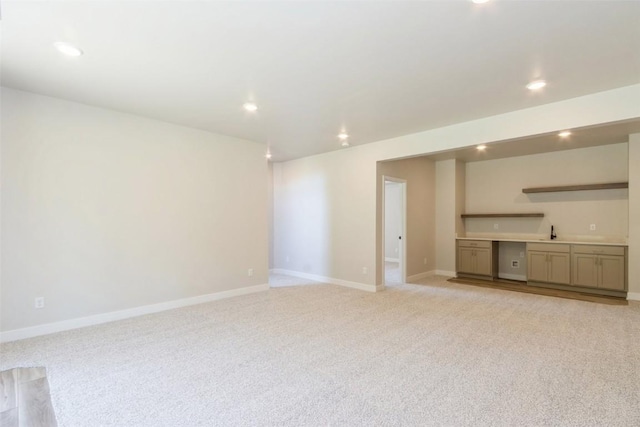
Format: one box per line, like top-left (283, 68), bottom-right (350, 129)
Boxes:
top-left (407, 270), bottom-right (436, 282)
top-left (627, 292), bottom-right (640, 301)
top-left (385, 257), bottom-right (400, 263)
top-left (271, 268), bottom-right (378, 293)
top-left (498, 273), bottom-right (527, 282)
top-left (0, 284), bottom-right (269, 343)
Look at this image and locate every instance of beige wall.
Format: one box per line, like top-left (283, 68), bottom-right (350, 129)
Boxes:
top-left (378, 157), bottom-right (436, 280)
top-left (464, 143), bottom-right (629, 242)
top-left (272, 148), bottom-right (378, 285)
top-left (629, 135), bottom-right (640, 296)
top-left (435, 160), bottom-right (456, 275)
top-left (1, 88), bottom-right (269, 332)
top-left (271, 85), bottom-right (639, 291)
top-left (268, 163), bottom-right (274, 269)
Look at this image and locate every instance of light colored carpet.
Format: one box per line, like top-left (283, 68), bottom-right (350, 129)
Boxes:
top-left (385, 261), bottom-right (401, 284)
top-left (2, 275), bottom-right (640, 426)
top-left (268, 272), bottom-right (324, 288)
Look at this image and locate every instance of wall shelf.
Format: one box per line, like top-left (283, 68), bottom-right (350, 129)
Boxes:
top-left (461, 213), bottom-right (544, 219)
top-left (522, 182), bottom-right (628, 194)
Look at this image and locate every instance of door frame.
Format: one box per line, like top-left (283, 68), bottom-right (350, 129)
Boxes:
top-left (382, 175), bottom-right (407, 284)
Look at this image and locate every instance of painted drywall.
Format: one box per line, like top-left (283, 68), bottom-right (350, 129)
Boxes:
top-left (378, 157), bottom-right (436, 280)
top-left (629, 135), bottom-right (640, 295)
top-left (498, 242), bottom-right (527, 281)
top-left (435, 159), bottom-right (466, 276)
top-left (272, 147), bottom-right (378, 285)
top-left (268, 162), bottom-right (274, 269)
top-left (464, 143), bottom-right (629, 242)
top-left (1, 88), bottom-right (269, 332)
top-left (272, 84), bottom-right (640, 287)
top-left (384, 183), bottom-right (401, 260)
top-left (435, 160), bottom-right (456, 275)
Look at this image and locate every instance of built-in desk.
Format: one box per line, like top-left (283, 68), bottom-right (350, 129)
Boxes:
top-left (456, 238), bottom-right (628, 298)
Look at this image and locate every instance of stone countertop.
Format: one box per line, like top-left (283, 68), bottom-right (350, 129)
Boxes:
top-left (456, 237), bottom-right (628, 247)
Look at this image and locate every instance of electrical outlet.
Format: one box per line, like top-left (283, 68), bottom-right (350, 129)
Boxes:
top-left (247, 268), bottom-right (254, 277)
top-left (362, 267), bottom-right (367, 274)
top-left (520, 252), bottom-right (525, 258)
top-left (34, 297), bottom-right (45, 309)
top-left (511, 260), bottom-right (520, 268)
top-left (590, 224), bottom-right (596, 231)
top-left (494, 223), bottom-right (499, 230)
top-left (286, 256), bottom-right (289, 262)
top-left (423, 257), bottom-right (427, 265)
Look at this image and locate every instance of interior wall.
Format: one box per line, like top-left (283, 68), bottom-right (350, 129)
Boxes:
top-left (464, 143), bottom-right (629, 242)
top-left (435, 160), bottom-right (456, 275)
top-left (1, 88), bottom-right (269, 332)
top-left (384, 183), bottom-right (401, 260)
top-left (378, 157), bottom-right (436, 280)
top-left (268, 162), bottom-right (274, 269)
top-left (272, 148), bottom-right (378, 286)
top-left (271, 85), bottom-right (639, 289)
top-left (629, 135), bottom-right (640, 295)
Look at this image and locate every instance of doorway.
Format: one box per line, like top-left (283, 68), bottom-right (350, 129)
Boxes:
top-left (382, 176), bottom-right (407, 284)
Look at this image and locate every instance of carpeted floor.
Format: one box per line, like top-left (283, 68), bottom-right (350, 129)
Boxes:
top-left (2, 275), bottom-right (640, 426)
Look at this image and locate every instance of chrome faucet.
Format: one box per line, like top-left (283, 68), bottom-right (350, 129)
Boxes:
top-left (550, 225), bottom-right (557, 240)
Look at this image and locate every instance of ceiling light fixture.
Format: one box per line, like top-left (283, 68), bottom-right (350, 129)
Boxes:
top-left (341, 141), bottom-right (350, 147)
top-left (54, 42), bottom-right (83, 57)
top-left (243, 102), bottom-right (258, 112)
top-left (338, 132), bottom-right (349, 140)
top-left (526, 80), bottom-right (547, 91)
top-left (477, 144), bottom-right (487, 151)
top-left (265, 152), bottom-right (272, 160)
top-left (471, 0), bottom-right (490, 4)
top-left (558, 131), bottom-right (572, 138)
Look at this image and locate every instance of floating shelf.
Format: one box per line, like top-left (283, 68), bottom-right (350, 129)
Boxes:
top-left (461, 213), bottom-right (544, 219)
top-left (522, 182), bottom-right (628, 194)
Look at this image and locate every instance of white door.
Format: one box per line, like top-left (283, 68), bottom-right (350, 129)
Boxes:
top-left (383, 177), bottom-right (406, 284)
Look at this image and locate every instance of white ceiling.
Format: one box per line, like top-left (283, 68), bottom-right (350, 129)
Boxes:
top-left (2, 1), bottom-right (640, 161)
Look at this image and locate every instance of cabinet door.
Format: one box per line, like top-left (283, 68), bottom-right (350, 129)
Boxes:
top-left (548, 253), bottom-right (571, 285)
top-left (527, 251), bottom-right (548, 282)
top-left (572, 253), bottom-right (598, 288)
top-left (474, 248), bottom-right (492, 276)
top-left (599, 255), bottom-right (625, 291)
top-left (458, 247), bottom-right (475, 274)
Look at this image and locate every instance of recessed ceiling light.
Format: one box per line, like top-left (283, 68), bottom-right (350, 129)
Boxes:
top-left (471, 0), bottom-right (490, 4)
top-left (265, 152), bottom-right (272, 160)
top-left (54, 42), bottom-right (83, 57)
top-left (338, 132), bottom-right (349, 140)
top-left (341, 141), bottom-right (350, 147)
top-left (558, 131), bottom-right (571, 138)
top-left (243, 102), bottom-right (258, 112)
top-left (526, 80), bottom-right (547, 91)
top-left (477, 144), bottom-right (487, 151)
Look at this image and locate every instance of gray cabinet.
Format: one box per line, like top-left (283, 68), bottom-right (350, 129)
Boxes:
top-left (457, 240), bottom-right (497, 278)
top-left (526, 243), bottom-right (571, 285)
top-left (572, 245), bottom-right (626, 291)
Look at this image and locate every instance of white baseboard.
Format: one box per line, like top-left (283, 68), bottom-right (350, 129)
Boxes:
top-left (498, 273), bottom-right (527, 282)
top-left (407, 270), bottom-right (435, 282)
top-left (271, 268), bottom-right (378, 293)
top-left (385, 257), bottom-right (400, 263)
top-left (0, 283), bottom-right (269, 343)
top-left (435, 270), bottom-right (456, 277)
top-left (627, 292), bottom-right (640, 301)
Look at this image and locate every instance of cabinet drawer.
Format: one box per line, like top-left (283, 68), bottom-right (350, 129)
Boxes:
top-left (572, 245), bottom-right (625, 256)
top-left (457, 240), bottom-right (492, 249)
top-left (527, 243), bottom-right (570, 253)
